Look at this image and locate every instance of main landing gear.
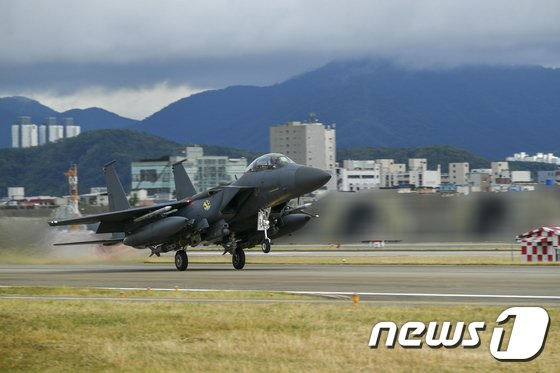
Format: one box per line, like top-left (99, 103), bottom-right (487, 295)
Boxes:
top-left (175, 250), bottom-right (188, 271)
top-left (232, 248), bottom-right (246, 270)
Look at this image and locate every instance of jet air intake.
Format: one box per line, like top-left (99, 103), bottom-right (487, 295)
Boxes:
top-left (123, 216), bottom-right (189, 247)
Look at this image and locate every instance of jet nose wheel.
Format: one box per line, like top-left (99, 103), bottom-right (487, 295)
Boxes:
top-left (261, 238), bottom-right (271, 253)
top-left (175, 250), bottom-right (188, 271)
top-left (232, 249), bottom-right (246, 270)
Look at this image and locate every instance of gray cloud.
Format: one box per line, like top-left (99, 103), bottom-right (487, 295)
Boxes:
top-left (1, 0), bottom-right (558, 65)
top-left (0, 0), bottom-right (559, 117)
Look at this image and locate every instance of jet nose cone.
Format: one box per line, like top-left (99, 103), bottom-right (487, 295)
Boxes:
top-left (295, 166), bottom-right (331, 193)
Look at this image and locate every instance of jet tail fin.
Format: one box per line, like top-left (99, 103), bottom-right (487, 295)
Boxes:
top-left (104, 161), bottom-right (130, 212)
top-left (172, 160), bottom-right (196, 200)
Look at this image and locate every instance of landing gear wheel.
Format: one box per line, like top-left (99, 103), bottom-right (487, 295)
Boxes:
top-left (261, 238), bottom-right (271, 253)
top-left (232, 249), bottom-right (246, 270)
top-left (175, 250), bottom-right (188, 271)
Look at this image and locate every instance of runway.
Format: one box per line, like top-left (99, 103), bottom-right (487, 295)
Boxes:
top-left (190, 249), bottom-right (512, 257)
top-left (1, 263), bottom-right (559, 305)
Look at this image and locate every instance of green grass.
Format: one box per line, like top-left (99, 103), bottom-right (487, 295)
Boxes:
top-left (0, 298), bottom-right (558, 372)
top-left (0, 286), bottom-right (310, 300)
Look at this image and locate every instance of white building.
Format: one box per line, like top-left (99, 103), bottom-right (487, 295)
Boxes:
top-left (11, 117), bottom-right (38, 148)
top-left (38, 125), bottom-right (47, 145)
top-left (338, 160), bottom-right (381, 192)
top-left (62, 117), bottom-right (81, 139)
top-left (511, 171), bottom-right (532, 183)
top-left (79, 187), bottom-right (109, 206)
top-left (375, 159), bottom-right (406, 188)
top-left (408, 168), bottom-right (441, 188)
top-left (10, 116), bottom-right (81, 147)
top-left (65, 125), bottom-right (81, 138)
top-left (48, 124), bottom-right (65, 143)
top-left (270, 119), bottom-right (336, 190)
top-left (507, 152), bottom-right (560, 165)
top-left (408, 158), bottom-right (427, 172)
top-left (491, 162), bottom-right (510, 183)
top-left (21, 124), bottom-right (38, 148)
top-left (11, 124), bottom-right (19, 148)
top-left (7, 187), bottom-right (25, 200)
top-left (449, 162), bottom-right (470, 185)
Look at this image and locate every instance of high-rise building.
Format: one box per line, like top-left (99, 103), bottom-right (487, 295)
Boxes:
top-left (270, 119), bottom-right (336, 190)
top-left (11, 116), bottom-right (34, 148)
top-left (38, 125), bottom-right (47, 145)
top-left (11, 124), bottom-right (19, 148)
top-left (48, 123), bottom-right (64, 143)
top-left (20, 124), bottom-right (38, 147)
top-left (270, 120), bottom-right (336, 170)
top-left (9, 116), bottom-right (81, 147)
top-left (62, 117), bottom-right (81, 139)
top-left (65, 124), bottom-right (81, 138)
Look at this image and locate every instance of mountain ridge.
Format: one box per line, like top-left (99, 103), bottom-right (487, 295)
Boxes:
top-left (137, 60), bottom-right (560, 158)
top-left (3, 59), bottom-right (560, 158)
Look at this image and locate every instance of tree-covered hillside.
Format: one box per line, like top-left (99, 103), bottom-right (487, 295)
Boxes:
top-left (0, 129), bottom-right (260, 196)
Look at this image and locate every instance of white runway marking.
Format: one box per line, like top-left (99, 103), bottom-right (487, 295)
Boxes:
top-left (12, 286), bottom-right (553, 301)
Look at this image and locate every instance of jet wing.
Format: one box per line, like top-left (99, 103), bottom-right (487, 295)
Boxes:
top-left (48, 200), bottom-right (190, 231)
top-left (53, 239), bottom-right (123, 246)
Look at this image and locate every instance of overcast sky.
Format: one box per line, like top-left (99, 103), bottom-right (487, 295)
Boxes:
top-left (1, 0), bottom-right (559, 119)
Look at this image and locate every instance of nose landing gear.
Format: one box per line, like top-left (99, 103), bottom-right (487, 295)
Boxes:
top-left (261, 238), bottom-right (271, 253)
top-left (258, 207), bottom-right (272, 254)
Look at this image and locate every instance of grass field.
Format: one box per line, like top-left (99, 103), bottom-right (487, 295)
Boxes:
top-left (0, 292), bottom-right (558, 372)
top-left (0, 286), bottom-right (310, 300)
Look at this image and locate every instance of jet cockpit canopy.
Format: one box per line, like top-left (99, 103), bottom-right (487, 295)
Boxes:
top-left (246, 153), bottom-right (295, 172)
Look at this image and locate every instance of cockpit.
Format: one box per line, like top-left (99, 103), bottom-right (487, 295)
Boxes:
top-left (246, 153), bottom-right (295, 172)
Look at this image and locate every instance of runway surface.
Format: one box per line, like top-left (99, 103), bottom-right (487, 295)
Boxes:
top-left (1, 263), bottom-right (558, 305)
top-left (190, 250), bottom-right (512, 257)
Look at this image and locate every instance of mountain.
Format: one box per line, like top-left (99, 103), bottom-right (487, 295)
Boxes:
top-left (0, 97), bottom-right (139, 148)
top-left (0, 129), bottom-right (261, 197)
top-left (137, 60), bottom-right (560, 159)
top-left (60, 107), bottom-right (138, 130)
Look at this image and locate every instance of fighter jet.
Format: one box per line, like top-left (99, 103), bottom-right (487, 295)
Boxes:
top-left (49, 153), bottom-right (331, 270)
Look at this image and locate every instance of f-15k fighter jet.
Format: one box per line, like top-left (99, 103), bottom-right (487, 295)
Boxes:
top-left (49, 153), bottom-right (330, 270)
